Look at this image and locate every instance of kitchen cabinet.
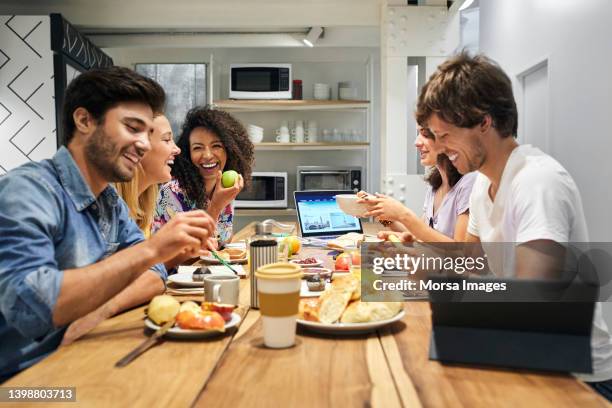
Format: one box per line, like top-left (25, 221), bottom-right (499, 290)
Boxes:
top-left (213, 98), bottom-right (372, 210)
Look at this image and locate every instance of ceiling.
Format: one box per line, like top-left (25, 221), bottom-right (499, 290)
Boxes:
top-left (0, 0), bottom-right (381, 31)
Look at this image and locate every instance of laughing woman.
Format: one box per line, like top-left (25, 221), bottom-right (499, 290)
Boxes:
top-left (153, 106), bottom-right (254, 253)
top-left (115, 114), bottom-right (181, 237)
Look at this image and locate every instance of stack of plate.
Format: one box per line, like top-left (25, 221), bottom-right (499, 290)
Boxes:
top-left (314, 83), bottom-right (330, 100)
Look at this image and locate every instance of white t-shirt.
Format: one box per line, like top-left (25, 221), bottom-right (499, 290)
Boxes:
top-left (468, 144), bottom-right (612, 382)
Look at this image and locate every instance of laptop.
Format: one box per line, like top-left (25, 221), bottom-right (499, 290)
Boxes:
top-left (428, 276), bottom-right (596, 373)
top-left (294, 190), bottom-right (363, 241)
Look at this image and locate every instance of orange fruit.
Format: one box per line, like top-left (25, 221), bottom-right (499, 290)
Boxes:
top-left (283, 235), bottom-right (301, 256)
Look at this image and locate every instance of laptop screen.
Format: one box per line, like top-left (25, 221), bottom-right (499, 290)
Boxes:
top-left (294, 190), bottom-right (363, 237)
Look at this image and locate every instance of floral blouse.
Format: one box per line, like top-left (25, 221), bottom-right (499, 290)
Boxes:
top-left (152, 179), bottom-right (234, 247)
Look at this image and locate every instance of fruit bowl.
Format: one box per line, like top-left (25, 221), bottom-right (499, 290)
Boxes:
top-left (335, 194), bottom-right (368, 217)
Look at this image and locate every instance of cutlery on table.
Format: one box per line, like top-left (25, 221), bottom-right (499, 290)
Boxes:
top-left (115, 319), bottom-right (175, 367)
top-left (210, 251), bottom-right (239, 275)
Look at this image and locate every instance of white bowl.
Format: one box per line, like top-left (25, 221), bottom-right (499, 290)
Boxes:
top-left (247, 126), bottom-right (264, 143)
top-left (335, 194), bottom-right (368, 217)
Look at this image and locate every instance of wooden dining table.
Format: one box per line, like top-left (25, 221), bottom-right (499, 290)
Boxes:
top-left (3, 222), bottom-right (608, 407)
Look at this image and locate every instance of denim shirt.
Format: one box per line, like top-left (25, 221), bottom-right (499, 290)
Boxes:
top-left (0, 147), bottom-right (167, 380)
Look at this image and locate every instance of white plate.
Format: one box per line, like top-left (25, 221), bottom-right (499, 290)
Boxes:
top-left (290, 258), bottom-right (324, 268)
top-left (144, 312), bottom-right (241, 339)
top-left (300, 280), bottom-right (330, 297)
top-left (297, 310), bottom-right (405, 335)
top-left (206, 264), bottom-right (246, 277)
top-left (167, 273), bottom-right (204, 288)
top-left (199, 254), bottom-right (247, 264)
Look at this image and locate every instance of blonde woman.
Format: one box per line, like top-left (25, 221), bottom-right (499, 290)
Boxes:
top-left (115, 114), bottom-right (180, 237)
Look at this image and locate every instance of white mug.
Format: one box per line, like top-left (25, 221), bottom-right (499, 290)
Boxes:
top-left (204, 275), bottom-right (240, 305)
top-left (275, 128), bottom-right (290, 143)
top-left (291, 120), bottom-right (304, 143)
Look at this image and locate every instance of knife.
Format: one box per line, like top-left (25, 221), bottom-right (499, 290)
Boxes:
top-left (115, 319), bottom-right (174, 367)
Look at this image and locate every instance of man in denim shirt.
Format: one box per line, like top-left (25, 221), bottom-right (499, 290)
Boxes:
top-left (0, 67), bottom-right (217, 381)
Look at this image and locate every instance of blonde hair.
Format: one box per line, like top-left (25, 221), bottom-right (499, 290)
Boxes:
top-left (115, 165), bottom-right (158, 236)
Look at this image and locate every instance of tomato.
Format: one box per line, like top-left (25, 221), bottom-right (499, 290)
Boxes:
top-left (334, 251), bottom-right (360, 271)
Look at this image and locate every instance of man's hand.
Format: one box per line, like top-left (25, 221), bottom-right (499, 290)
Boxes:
top-left (209, 171), bottom-right (244, 216)
top-left (358, 193), bottom-right (412, 222)
top-left (147, 210), bottom-right (217, 263)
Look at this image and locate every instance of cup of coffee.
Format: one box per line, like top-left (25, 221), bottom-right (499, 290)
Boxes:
top-left (204, 275), bottom-right (240, 305)
top-left (255, 262), bottom-right (302, 348)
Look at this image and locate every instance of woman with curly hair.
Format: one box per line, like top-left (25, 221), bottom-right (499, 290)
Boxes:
top-left (152, 106), bottom-right (254, 255)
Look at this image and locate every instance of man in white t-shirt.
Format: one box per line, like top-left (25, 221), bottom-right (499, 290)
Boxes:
top-left (415, 51), bottom-right (612, 400)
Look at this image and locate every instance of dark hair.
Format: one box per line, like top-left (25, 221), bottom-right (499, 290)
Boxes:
top-left (425, 154), bottom-right (463, 190)
top-left (171, 106), bottom-right (254, 208)
top-left (416, 51), bottom-right (517, 138)
top-left (62, 66), bottom-right (166, 144)
top-left (420, 128), bottom-right (463, 190)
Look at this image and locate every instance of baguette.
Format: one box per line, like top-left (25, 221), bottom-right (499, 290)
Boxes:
top-left (331, 275), bottom-right (360, 301)
top-left (318, 289), bottom-right (352, 324)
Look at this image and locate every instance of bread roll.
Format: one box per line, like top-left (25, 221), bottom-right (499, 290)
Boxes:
top-left (340, 301), bottom-right (403, 323)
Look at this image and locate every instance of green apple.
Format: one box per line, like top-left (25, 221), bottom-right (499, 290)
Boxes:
top-left (221, 170), bottom-right (239, 188)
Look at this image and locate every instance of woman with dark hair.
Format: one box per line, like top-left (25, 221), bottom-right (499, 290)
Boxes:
top-left (152, 106), bottom-right (254, 254)
top-left (359, 127), bottom-right (476, 242)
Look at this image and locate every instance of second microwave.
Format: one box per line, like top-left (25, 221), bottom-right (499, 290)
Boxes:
top-left (234, 172), bottom-right (288, 208)
top-left (297, 166), bottom-right (363, 193)
top-left (229, 63), bottom-right (292, 99)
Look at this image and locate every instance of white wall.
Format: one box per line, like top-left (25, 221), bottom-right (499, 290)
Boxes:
top-left (480, 0), bottom-right (612, 327)
top-left (479, 0), bottom-right (612, 242)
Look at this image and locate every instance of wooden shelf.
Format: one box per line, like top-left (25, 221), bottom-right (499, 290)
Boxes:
top-left (234, 208), bottom-right (297, 217)
top-left (214, 99), bottom-right (369, 111)
top-left (254, 142), bottom-right (369, 151)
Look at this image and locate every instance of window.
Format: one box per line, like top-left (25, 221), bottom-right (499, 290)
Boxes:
top-left (135, 63), bottom-right (207, 138)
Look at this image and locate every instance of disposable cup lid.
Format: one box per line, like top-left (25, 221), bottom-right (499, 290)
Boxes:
top-left (255, 262), bottom-right (302, 280)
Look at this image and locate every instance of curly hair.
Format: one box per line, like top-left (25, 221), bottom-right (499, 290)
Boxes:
top-left (171, 106), bottom-right (254, 208)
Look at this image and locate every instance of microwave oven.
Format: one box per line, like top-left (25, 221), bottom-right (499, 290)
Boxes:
top-left (297, 166), bottom-right (363, 193)
top-left (235, 172), bottom-right (288, 208)
top-left (229, 63), bottom-right (292, 99)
